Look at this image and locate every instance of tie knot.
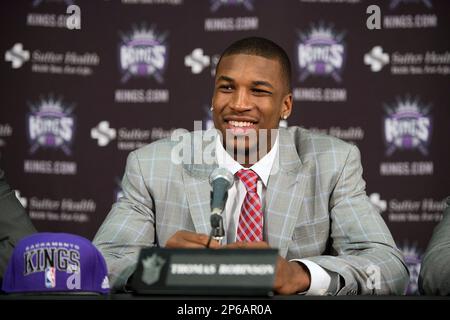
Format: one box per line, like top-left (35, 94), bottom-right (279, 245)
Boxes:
top-left (236, 169), bottom-right (258, 193)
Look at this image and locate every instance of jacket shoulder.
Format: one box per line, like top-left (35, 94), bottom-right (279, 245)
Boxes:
top-left (130, 129), bottom-right (216, 166)
top-left (285, 126), bottom-right (355, 163)
top-left (132, 136), bottom-right (176, 159)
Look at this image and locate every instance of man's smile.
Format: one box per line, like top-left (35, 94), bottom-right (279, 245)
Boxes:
top-left (223, 116), bottom-right (258, 135)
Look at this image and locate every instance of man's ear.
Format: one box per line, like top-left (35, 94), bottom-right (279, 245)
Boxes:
top-left (281, 93), bottom-right (293, 119)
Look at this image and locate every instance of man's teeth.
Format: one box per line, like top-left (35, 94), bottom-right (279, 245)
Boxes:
top-left (229, 120), bottom-right (254, 127)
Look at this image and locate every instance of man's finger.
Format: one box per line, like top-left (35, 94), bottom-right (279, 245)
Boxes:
top-left (166, 230), bottom-right (221, 248)
top-left (221, 241), bottom-right (270, 249)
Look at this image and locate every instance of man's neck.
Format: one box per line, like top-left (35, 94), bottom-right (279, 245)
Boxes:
top-left (215, 132), bottom-right (280, 185)
top-left (225, 144), bottom-right (273, 168)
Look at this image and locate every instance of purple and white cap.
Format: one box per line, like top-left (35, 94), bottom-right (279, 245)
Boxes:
top-left (2, 233), bottom-right (110, 294)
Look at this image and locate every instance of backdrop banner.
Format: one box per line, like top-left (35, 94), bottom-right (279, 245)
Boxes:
top-left (1, 0), bottom-right (449, 294)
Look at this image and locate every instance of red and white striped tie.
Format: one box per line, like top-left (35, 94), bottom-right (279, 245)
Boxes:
top-left (236, 169), bottom-right (263, 242)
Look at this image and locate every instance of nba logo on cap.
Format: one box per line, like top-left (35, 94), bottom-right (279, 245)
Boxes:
top-left (1, 232), bottom-right (110, 294)
top-left (45, 267), bottom-right (56, 288)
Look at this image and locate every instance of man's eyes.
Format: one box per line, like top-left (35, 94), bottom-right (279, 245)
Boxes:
top-left (251, 88), bottom-right (271, 95)
top-left (218, 85), bottom-right (233, 92)
top-left (218, 85), bottom-right (271, 95)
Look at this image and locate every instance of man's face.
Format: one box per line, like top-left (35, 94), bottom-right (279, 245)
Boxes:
top-left (212, 54), bottom-right (292, 158)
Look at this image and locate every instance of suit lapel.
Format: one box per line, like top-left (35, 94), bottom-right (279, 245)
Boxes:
top-left (265, 128), bottom-right (312, 257)
top-left (182, 130), bottom-right (218, 235)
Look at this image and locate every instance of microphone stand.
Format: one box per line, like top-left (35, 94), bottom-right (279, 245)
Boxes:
top-left (207, 168), bottom-right (233, 248)
top-left (206, 208), bottom-right (225, 248)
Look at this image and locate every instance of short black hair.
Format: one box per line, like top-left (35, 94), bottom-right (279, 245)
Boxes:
top-left (216, 37), bottom-right (292, 92)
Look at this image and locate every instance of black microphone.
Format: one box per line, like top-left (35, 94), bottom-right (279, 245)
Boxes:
top-left (208, 168), bottom-right (234, 244)
top-left (210, 168), bottom-right (234, 214)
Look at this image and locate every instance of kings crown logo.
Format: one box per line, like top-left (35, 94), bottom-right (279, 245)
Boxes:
top-left (390, 0), bottom-right (433, 10)
top-left (399, 241), bottom-right (423, 295)
top-left (383, 96), bottom-right (432, 156)
top-left (209, 0), bottom-right (255, 12)
top-left (27, 94), bottom-right (76, 156)
top-left (119, 23), bottom-right (168, 83)
top-left (296, 23), bottom-right (346, 82)
top-left (141, 253), bottom-right (166, 286)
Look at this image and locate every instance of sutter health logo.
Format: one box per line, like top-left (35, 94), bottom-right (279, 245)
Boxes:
top-left (364, 46), bottom-right (450, 76)
top-left (5, 43), bottom-right (100, 76)
top-left (91, 121), bottom-right (174, 151)
top-left (91, 121), bottom-right (116, 147)
top-left (5, 43), bottom-right (30, 69)
top-left (364, 46), bottom-right (389, 72)
top-left (185, 48), bottom-right (210, 74)
top-left (28, 197), bottom-right (96, 223)
top-left (369, 193), bottom-right (387, 213)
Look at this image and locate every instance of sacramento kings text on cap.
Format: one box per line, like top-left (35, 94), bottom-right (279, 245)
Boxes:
top-left (2, 232), bottom-right (110, 294)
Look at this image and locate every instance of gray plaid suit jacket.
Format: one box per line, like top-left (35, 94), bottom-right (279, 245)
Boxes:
top-left (93, 126), bottom-right (409, 295)
top-left (418, 197), bottom-right (450, 295)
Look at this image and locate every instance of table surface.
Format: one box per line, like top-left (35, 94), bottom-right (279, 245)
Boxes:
top-left (1, 293), bottom-right (449, 300)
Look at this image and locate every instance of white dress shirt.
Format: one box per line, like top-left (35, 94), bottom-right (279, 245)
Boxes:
top-left (215, 134), bottom-right (331, 295)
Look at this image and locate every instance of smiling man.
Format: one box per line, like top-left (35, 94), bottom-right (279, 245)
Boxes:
top-left (94, 37), bottom-right (409, 295)
top-left (212, 46), bottom-right (292, 166)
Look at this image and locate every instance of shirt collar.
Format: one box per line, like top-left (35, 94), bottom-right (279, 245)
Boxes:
top-left (215, 133), bottom-right (279, 187)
